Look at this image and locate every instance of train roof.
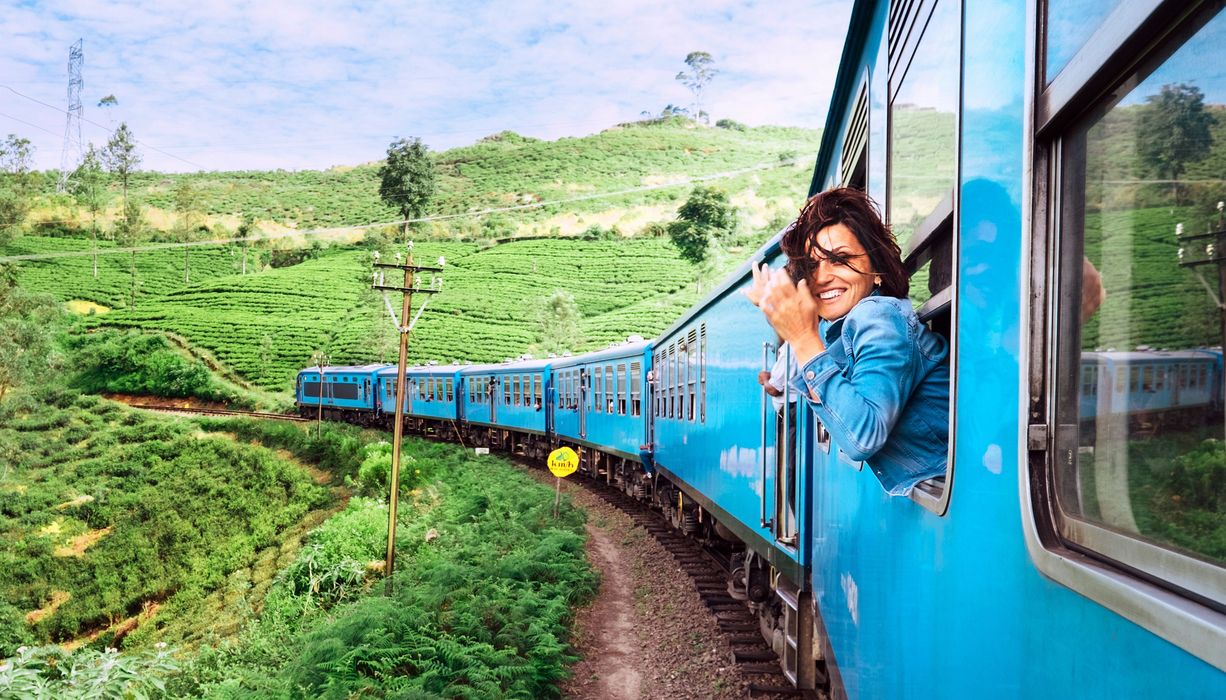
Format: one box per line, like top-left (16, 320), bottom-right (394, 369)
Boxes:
top-left (458, 357), bottom-right (554, 374)
top-left (299, 363), bottom-right (390, 375)
top-left (376, 363), bottom-right (467, 376)
top-left (550, 340), bottom-right (652, 369)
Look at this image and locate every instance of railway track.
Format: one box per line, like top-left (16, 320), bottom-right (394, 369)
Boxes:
top-left (122, 401), bottom-right (815, 696)
top-left (568, 478), bottom-right (822, 699)
top-left (126, 403), bottom-right (310, 422)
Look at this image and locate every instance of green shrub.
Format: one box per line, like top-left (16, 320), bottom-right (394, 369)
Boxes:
top-left (1167, 440), bottom-right (1226, 511)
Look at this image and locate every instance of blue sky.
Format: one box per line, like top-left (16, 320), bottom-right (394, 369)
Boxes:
top-left (0, 0), bottom-right (851, 173)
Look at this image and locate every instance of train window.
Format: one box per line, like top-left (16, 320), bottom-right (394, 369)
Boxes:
top-left (594, 367), bottom-right (603, 413)
top-left (687, 329), bottom-right (698, 421)
top-left (446, 379), bottom-right (453, 402)
top-left (503, 378), bottom-right (511, 405)
top-left (631, 362), bottom-right (642, 417)
top-left (534, 375), bottom-right (542, 408)
top-left (669, 344), bottom-right (678, 419)
top-left (608, 367), bottom-right (617, 416)
top-left (1047, 3), bottom-right (1226, 610)
top-left (616, 364), bottom-right (626, 415)
top-left (888, 0), bottom-right (960, 511)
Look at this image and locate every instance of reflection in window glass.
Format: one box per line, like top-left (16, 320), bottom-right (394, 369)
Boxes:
top-left (888, 0), bottom-right (959, 249)
top-left (1046, 0), bottom-right (1122, 83)
top-left (1057, 8), bottom-right (1226, 569)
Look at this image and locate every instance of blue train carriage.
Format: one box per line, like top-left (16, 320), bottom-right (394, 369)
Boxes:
top-left (648, 246), bottom-right (819, 685)
top-left (458, 358), bottom-right (552, 459)
top-left (375, 363), bottom-right (466, 440)
top-left (799, 0), bottom-right (1226, 697)
top-left (1080, 351), bottom-right (1219, 431)
top-left (550, 338), bottom-right (652, 490)
top-left (295, 364), bottom-right (387, 424)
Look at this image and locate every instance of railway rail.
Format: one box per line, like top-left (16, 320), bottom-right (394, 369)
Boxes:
top-left (572, 478), bottom-right (821, 699)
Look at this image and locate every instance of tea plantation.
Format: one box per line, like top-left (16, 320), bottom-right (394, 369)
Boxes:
top-left (67, 238), bottom-right (702, 390)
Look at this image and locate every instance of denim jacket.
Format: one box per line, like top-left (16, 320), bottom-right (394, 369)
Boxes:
top-left (789, 293), bottom-right (950, 496)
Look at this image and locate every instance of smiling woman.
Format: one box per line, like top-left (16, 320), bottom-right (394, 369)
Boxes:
top-left (746, 187), bottom-right (950, 495)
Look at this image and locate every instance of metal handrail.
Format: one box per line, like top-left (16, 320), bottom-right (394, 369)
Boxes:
top-left (760, 341), bottom-right (774, 530)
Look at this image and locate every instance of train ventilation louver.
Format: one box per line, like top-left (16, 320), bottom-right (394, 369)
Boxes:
top-left (840, 79), bottom-right (869, 188)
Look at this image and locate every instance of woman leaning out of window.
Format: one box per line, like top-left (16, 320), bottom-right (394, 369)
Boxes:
top-left (746, 188), bottom-right (950, 496)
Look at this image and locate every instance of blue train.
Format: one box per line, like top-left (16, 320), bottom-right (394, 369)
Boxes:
top-left (299, 0), bottom-right (1226, 694)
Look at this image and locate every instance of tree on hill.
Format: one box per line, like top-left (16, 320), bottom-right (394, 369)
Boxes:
top-left (1136, 83), bottom-right (1217, 199)
top-left (69, 145), bottom-right (110, 278)
top-left (102, 123), bottom-right (140, 201)
top-left (378, 137), bottom-right (437, 241)
top-left (667, 185), bottom-right (736, 265)
top-left (0, 134), bottom-right (36, 245)
top-left (174, 181), bottom-right (203, 283)
top-left (115, 198), bottom-right (146, 309)
top-left (676, 51), bottom-right (718, 125)
top-left (534, 289), bottom-right (582, 356)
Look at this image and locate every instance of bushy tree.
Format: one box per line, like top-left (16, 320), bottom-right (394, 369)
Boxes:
top-left (378, 137), bottom-right (437, 240)
top-left (0, 270), bottom-right (60, 403)
top-left (1136, 83), bottom-right (1217, 194)
top-left (667, 186), bottom-right (736, 264)
top-left (534, 289), bottom-right (582, 355)
top-left (0, 134), bottom-right (36, 244)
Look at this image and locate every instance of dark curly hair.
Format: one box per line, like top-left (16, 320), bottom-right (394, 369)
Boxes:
top-left (781, 188), bottom-right (909, 299)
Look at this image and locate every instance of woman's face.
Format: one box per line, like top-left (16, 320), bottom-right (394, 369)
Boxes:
top-left (808, 222), bottom-right (877, 321)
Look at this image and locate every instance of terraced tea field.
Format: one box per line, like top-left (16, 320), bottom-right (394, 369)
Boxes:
top-left (79, 239), bottom-right (699, 390)
top-left (1, 235), bottom-right (242, 309)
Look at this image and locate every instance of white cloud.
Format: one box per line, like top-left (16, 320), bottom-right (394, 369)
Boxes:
top-left (1, 0), bottom-right (850, 172)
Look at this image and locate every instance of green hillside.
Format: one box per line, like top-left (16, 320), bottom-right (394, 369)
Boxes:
top-left (28, 120), bottom-right (819, 234)
top-left (3, 120), bottom-right (818, 392)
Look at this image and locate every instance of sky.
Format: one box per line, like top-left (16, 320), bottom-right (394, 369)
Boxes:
top-left (0, 0), bottom-right (851, 173)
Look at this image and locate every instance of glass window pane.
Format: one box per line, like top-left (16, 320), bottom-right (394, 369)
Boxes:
top-left (1057, 7), bottom-right (1226, 569)
top-left (888, 0), bottom-right (959, 248)
top-left (1046, 0), bottom-right (1123, 83)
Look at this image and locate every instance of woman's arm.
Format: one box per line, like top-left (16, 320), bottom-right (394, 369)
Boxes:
top-left (746, 263), bottom-right (825, 363)
top-left (790, 300), bottom-right (918, 461)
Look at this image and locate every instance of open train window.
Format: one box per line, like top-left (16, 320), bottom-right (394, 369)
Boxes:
top-left (631, 362), bottom-right (642, 417)
top-left (887, 0), bottom-right (960, 512)
top-left (1034, 0), bottom-right (1226, 662)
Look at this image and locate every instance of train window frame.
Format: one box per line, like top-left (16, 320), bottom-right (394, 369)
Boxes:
top-left (885, 0), bottom-right (961, 515)
top-left (700, 324), bottom-right (707, 423)
top-left (1027, 0), bottom-right (1226, 669)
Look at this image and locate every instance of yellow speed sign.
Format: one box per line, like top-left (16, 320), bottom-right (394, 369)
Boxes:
top-left (547, 447), bottom-right (579, 478)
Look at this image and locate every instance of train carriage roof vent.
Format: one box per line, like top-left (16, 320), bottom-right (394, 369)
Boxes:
top-left (627, 334), bottom-right (644, 342)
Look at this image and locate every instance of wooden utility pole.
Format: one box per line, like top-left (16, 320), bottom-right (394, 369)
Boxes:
top-left (373, 246), bottom-right (443, 594)
top-left (315, 353), bottom-right (329, 437)
top-left (1175, 201), bottom-right (1226, 439)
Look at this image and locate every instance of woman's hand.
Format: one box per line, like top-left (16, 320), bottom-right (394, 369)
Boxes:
top-left (747, 262), bottom-right (825, 364)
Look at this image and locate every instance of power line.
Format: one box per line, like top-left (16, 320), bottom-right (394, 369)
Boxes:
top-left (0, 156), bottom-right (809, 263)
top-left (1, 83), bottom-right (210, 171)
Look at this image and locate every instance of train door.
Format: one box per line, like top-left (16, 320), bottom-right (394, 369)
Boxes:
top-left (761, 342), bottom-right (802, 546)
top-left (483, 377), bottom-right (492, 421)
top-left (579, 368), bottom-right (588, 438)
